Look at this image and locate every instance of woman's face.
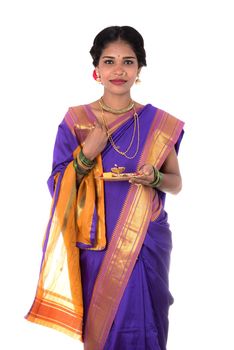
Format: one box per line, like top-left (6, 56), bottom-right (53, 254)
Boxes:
top-left (96, 40), bottom-right (140, 95)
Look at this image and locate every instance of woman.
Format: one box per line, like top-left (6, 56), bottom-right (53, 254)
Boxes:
top-left (26, 26), bottom-right (184, 350)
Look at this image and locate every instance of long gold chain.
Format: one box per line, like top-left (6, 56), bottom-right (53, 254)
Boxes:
top-left (99, 103), bottom-right (140, 159)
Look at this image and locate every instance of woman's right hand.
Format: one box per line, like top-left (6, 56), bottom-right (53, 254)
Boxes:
top-left (82, 122), bottom-right (108, 161)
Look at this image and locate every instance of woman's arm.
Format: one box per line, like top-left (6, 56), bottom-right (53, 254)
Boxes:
top-left (74, 122), bottom-right (108, 185)
top-left (129, 147), bottom-right (182, 195)
top-left (156, 147), bottom-right (182, 194)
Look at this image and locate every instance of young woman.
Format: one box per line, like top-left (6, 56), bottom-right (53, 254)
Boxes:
top-left (26, 26), bottom-right (184, 350)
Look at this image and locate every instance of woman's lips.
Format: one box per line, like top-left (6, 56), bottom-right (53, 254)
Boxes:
top-left (110, 79), bottom-right (127, 85)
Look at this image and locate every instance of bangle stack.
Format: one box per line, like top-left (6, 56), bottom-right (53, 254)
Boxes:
top-left (150, 167), bottom-right (163, 188)
top-left (73, 149), bottom-right (96, 176)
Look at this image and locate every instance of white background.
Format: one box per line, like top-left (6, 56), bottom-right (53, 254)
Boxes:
top-left (0, 0), bottom-right (233, 349)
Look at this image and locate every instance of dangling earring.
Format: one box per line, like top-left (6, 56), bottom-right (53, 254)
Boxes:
top-left (135, 75), bottom-right (141, 84)
top-left (93, 69), bottom-right (101, 83)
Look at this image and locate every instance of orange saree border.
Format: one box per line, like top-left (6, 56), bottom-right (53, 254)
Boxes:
top-left (26, 294), bottom-right (83, 339)
top-left (25, 106), bottom-right (107, 340)
top-left (84, 108), bottom-right (184, 350)
top-left (25, 160), bottom-right (84, 340)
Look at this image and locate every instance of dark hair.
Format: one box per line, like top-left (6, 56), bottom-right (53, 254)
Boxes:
top-left (90, 26), bottom-right (147, 68)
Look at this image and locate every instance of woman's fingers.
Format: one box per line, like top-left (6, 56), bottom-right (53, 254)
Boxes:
top-left (92, 122), bottom-right (107, 136)
top-left (139, 164), bottom-right (154, 175)
top-left (83, 122), bottom-right (108, 159)
top-left (129, 164), bottom-right (155, 186)
top-left (129, 178), bottom-right (151, 186)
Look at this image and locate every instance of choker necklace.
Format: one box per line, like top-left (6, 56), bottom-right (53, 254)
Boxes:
top-left (99, 103), bottom-right (140, 159)
top-left (99, 97), bottom-right (135, 114)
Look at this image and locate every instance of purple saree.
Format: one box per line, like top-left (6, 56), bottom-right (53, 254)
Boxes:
top-left (26, 103), bottom-right (184, 350)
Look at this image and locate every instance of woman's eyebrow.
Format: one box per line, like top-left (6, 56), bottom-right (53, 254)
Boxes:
top-left (101, 56), bottom-right (115, 59)
top-left (101, 56), bottom-right (137, 59)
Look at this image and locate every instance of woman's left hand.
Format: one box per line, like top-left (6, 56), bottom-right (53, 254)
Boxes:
top-left (129, 164), bottom-right (155, 186)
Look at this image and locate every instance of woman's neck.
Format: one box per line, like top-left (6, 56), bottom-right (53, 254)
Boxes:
top-left (101, 92), bottom-right (132, 110)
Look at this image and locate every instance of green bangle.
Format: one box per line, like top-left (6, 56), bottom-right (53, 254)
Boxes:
top-left (150, 167), bottom-right (163, 188)
top-left (73, 158), bottom-right (90, 175)
top-left (79, 149), bottom-right (95, 168)
top-left (150, 167), bottom-right (159, 186)
top-left (155, 171), bottom-right (163, 188)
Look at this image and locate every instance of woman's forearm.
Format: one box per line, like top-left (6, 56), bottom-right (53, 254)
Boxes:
top-left (156, 172), bottom-right (182, 195)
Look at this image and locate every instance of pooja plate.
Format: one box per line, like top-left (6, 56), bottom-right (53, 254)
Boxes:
top-left (97, 172), bottom-right (144, 181)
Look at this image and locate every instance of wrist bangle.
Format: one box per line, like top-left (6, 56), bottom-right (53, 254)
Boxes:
top-left (77, 155), bottom-right (93, 171)
top-left (73, 158), bottom-right (90, 175)
top-left (155, 171), bottom-right (163, 188)
top-left (79, 149), bottom-right (96, 168)
top-left (74, 149), bottom-right (96, 176)
top-left (150, 167), bottom-right (163, 188)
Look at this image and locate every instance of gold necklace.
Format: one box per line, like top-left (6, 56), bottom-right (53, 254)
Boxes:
top-left (100, 103), bottom-right (140, 159)
top-left (99, 97), bottom-right (135, 114)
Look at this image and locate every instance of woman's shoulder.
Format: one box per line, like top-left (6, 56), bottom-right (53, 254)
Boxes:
top-left (67, 100), bottom-right (98, 118)
top-left (62, 104), bottom-right (93, 134)
top-left (147, 104), bottom-right (185, 125)
top-left (67, 104), bottom-right (86, 115)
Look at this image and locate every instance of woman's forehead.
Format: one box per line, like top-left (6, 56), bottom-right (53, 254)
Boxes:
top-left (101, 40), bottom-right (136, 57)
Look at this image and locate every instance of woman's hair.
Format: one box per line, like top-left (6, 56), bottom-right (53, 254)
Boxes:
top-left (90, 26), bottom-right (147, 68)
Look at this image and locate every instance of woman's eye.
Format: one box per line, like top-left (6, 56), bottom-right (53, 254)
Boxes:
top-left (124, 60), bottom-right (134, 65)
top-left (104, 60), bottom-right (114, 64)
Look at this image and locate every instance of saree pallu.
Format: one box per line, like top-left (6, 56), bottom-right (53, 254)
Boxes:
top-left (25, 103), bottom-right (184, 350)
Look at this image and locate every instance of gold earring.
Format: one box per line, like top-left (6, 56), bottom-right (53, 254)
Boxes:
top-left (96, 70), bottom-right (101, 83)
top-left (135, 75), bottom-right (141, 84)
top-left (93, 69), bottom-right (101, 83)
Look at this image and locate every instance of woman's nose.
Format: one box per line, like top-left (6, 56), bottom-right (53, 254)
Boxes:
top-left (114, 67), bottom-right (126, 76)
